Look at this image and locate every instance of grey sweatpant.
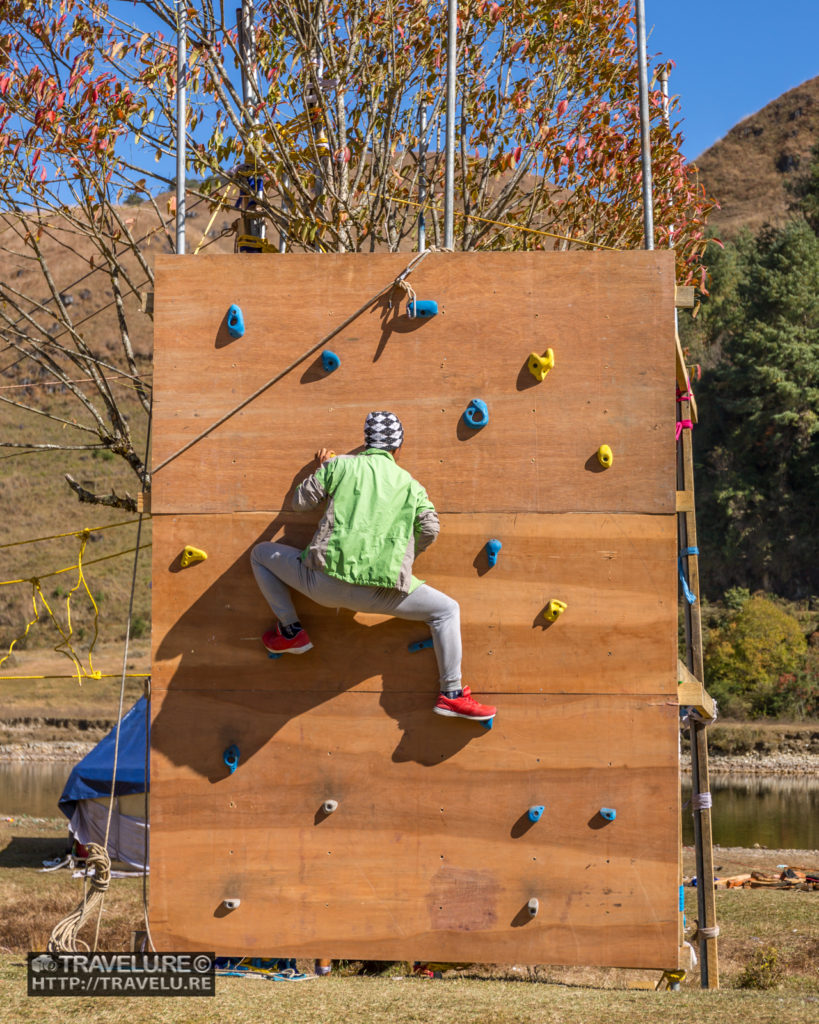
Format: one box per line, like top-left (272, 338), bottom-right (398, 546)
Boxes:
top-left (251, 542), bottom-right (462, 690)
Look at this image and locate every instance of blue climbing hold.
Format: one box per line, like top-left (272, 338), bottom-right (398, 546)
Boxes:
top-left (481, 716), bottom-right (494, 730)
top-left (321, 349), bottom-right (340, 373)
top-left (599, 807), bottom-right (617, 822)
top-left (463, 399), bottom-right (489, 430)
top-left (407, 299), bottom-right (438, 319)
top-left (223, 744), bottom-right (241, 774)
top-left (527, 805), bottom-right (545, 823)
top-left (226, 304), bottom-right (245, 339)
top-left (485, 538), bottom-right (502, 567)
top-left (267, 651), bottom-right (282, 660)
top-left (408, 637), bottom-right (434, 653)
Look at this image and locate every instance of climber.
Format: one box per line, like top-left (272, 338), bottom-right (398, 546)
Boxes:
top-left (250, 411), bottom-right (496, 721)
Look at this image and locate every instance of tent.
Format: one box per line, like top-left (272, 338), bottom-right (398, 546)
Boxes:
top-left (58, 697), bottom-right (150, 870)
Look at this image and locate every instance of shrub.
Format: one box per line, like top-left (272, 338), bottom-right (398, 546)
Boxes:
top-left (736, 946), bottom-right (783, 990)
top-left (130, 615), bottom-right (149, 639)
top-left (705, 595), bottom-right (807, 717)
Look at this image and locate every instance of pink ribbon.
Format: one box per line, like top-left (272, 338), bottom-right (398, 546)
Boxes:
top-left (675, 419), bottom-right (693, 441)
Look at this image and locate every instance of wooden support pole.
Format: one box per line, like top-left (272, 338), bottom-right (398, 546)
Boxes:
top-left (676, 490), bottom-right (695, 513)
top-left (677, 388), bottom-right (719, 989)
top-left (677, 659), bottom-right (715, 720)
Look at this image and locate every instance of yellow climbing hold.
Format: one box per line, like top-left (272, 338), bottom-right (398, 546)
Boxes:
top-left (597, 444), bottom-right (613, 468)
top-left (527, 348), bottom-right (555, 382)
top-left (543, 599), bottom-right (567, 622)
top-left (181, 546), bottom-right (208, 569)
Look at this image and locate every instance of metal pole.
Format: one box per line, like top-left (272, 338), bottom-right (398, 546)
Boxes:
top-left (444, 0), bottom-right (456, 249)
top-left (237, 1), bottom-right (264, 241)
top-left (660, 67), bottom-right (674, 249)
top-left (418, 104), bottom-right (427, 252)
top-left (634, 0), bottom-right (653, 250)
top-left (175, 0), bottom-right (187, 255)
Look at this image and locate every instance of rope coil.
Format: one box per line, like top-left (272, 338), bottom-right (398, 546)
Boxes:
top-left (691, 792), bottom-right (712, 811)
top-left (47, 843), bottom-right (111, 953)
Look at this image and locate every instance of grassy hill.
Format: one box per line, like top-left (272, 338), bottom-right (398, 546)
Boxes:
top-left (694, 76), bottom-right (819, 238)
top-left (0, 196), bottom-right (235, 692)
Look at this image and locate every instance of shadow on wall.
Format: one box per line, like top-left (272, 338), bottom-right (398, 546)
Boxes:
top-left (152, 460), bottom-right (489, 780)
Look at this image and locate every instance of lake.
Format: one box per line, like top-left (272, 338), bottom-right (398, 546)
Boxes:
top-left (1, 761), bottom-right (817, 849)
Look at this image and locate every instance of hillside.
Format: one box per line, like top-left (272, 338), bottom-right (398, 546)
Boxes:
top-left (695, 76), bottom-right (819, 237)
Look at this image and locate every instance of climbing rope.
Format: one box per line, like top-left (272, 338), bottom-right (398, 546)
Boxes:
top-left (151, 249), bottom-right (431, 475)
top-left (45, 399), bottom-right (155, 954)
top-left (47, 843), bottom-right (111, 952)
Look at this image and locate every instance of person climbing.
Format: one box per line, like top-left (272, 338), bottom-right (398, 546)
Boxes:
top-left (250, 411), bottom-right (497, 721)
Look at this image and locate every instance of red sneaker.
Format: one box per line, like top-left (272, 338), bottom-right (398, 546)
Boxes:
top-left (433, 686), bottom-right (496, 721)
top-left (262, 624), bottom-right (313, 655)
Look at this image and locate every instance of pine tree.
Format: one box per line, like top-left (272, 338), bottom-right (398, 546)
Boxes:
top-left (691, 221), bottom-right (819, 597)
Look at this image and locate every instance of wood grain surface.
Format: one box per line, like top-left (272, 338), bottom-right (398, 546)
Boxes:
top-left (149, 250), bottom-right (681, 969)
top-left (151, 251), bottom-right (676, 515)
top-left (151, 511), bottom-right (677, 696)
top-left (149, 690), bottom-right (679, 966)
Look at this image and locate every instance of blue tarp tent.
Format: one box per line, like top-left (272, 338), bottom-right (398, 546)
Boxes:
top-left (58, 697), bottom-right (150, 868)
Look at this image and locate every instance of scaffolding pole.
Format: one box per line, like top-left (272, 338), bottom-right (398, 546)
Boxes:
top-left (175, 0), bottom-right (187, 255)
top-left (444, 0), bottom-right (456, 249)
top-left (634, 0), bottom-right (654, 249)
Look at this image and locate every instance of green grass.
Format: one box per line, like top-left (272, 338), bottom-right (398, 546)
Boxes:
top-left (0, 960), bottom-right (817, 1024)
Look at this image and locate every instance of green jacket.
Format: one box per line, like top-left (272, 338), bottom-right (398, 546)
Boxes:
top-left (292, 449), bottom-right (440, 593)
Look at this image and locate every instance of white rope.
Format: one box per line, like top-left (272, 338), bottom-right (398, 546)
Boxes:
top-left (691, 792), bottom-right (712, 811)
top-left (686, 702), bottom-right (719, 725)
top-left (47, 844), bottom-right (111, 952)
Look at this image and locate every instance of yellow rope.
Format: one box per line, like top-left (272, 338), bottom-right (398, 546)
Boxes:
top-left (0, 672), bottom-right (150, 680)
top-left (0, 518), bottom-right (142, 551)
top-left (54, 530), bottom-right (100, 680)
top-left (193, 185), bottom-right (236, 256)
top-left (365, 190), bottom-right (625, 252)
top-left (0, 541), bottom-right (150, 683)
top-left (0, 543), bottom-right (151, 585)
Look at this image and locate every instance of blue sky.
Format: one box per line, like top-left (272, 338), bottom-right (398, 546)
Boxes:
top-left (646, 1), bottom-right (818, 160)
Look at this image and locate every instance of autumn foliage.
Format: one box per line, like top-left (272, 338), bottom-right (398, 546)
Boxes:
top-left (2, 0), bottom-right (715, 280)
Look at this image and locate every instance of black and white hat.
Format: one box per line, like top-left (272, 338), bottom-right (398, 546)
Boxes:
top-left (364, 411), bottom-right (404, 451)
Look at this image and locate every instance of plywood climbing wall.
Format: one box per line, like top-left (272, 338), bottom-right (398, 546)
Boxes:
top-left (150, 251), bottom-right (681, 968)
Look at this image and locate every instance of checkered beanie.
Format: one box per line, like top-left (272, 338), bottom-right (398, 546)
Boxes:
top-left (364, 411), bottom-right (404, 451)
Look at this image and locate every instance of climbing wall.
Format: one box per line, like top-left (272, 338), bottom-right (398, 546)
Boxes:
top-left (150, 251), bottom-right (680, 968)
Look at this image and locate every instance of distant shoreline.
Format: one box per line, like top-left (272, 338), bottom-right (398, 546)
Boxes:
top-left (2, 739), bottom-right (819, 775)
top-left (680, 751), bottom-right (819, 777)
